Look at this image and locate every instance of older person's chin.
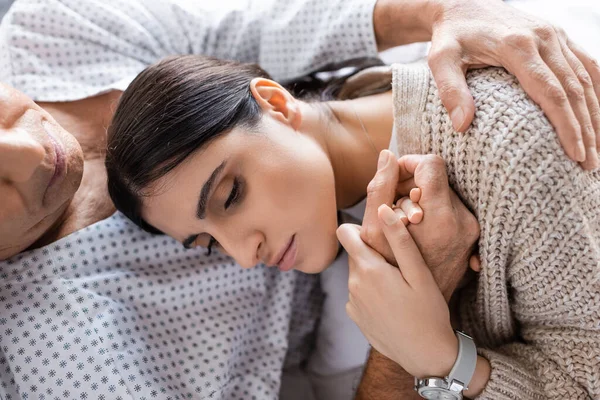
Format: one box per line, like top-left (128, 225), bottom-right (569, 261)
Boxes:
top-left (1, 223), bottom-right (57, 261)
top-left (25, 202), bottom-right (73, 253)
top-left (0, 243), bottom-right (32, 261)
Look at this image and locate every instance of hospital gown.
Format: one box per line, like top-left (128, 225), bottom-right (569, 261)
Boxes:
top-left (0, 212), bottom-right (321, 399)
top-left (0, 0), bottom-right (379, 398)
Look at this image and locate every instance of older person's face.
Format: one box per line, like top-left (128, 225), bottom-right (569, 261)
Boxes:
top-left (0, 83), bottom-right (84, 260)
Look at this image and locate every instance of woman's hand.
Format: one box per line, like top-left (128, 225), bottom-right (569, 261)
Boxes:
top-left (337, 213), bottom-right (457, 379)
top-left (375, 0), bottom-right (600, 169)
top-left (360, 151), bottom-right (479, 301)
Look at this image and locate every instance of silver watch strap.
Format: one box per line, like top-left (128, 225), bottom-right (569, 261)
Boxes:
top-left (447, 331), bottom-right (477, 389)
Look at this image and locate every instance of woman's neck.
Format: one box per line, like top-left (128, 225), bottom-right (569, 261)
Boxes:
top-left (299, 91), bottom-right (394, 209)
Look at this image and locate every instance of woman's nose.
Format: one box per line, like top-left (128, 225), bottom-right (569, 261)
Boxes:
top-left (229, 230), bottom-right (264, 269)
top-left (0, 130), bottom-right (46, 182)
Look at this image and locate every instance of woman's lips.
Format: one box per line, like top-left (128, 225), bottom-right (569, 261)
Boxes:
top-left (277, 235), bottom-right (297, 272)
top-left (43, 121), bottom-right (66, 190)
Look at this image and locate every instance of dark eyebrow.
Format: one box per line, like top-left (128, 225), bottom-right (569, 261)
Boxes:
top-left (197, 160), bottom-right (227, 219)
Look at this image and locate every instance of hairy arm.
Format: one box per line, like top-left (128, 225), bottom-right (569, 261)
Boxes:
top-left (356, 348), bottom-right (421, 400)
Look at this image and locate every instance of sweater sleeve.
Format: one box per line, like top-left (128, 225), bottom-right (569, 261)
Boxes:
top-left (392, 64), bottom-right (600, 400)
top-left (1, 0), bottom-right (378, 101)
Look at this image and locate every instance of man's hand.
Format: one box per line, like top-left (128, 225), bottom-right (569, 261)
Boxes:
top-left (337, 212), bottom-right (458, 379)
top-left (374, 0), bottom-right (600, 169)
top-left (360, 151), bottom-right (479, 301)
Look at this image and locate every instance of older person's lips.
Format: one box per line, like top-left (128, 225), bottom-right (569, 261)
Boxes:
top-left (43, 120), bottom-right (66, 191)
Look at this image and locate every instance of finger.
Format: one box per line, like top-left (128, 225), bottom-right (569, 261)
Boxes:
top-left (396, 177), bottom-right (416, 197)
top-left (337, 223), bottom-right (382, 264)
top-left (396, 156), bottom-right (420, 195)
top-left (397, 157), bottom-right (416, 182)
top-left (361, 149), bottom-right (399, 244)
top-left (396, 196), bottom-right (423, 224)
top-left (397, 154), bottom-right (450, 196)
top-left (337, 223), bottom-right (364, 257)
top-left (506, 48), bottom-right (585, 162)
top-left (409, 188), bottom-right (422, 203)
top-left (469, 254), bottom-right (481, 272)
top-left (378, 204), bottom-right (430, 285)
top-left (547, 37), bottom-right (598, 169)
top-left (428, 41), bottom-right (476, 132)
top-left (391, 205), bottom-right (409, 226)
top-left (567, 40), bottom-right (600, 154)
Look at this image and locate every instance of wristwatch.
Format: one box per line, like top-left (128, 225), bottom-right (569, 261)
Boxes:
top-left (414, 331), bottom-right (477, 400)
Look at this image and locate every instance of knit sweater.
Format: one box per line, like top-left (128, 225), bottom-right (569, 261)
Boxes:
top-left (391, 64), bottom-right (600, 399)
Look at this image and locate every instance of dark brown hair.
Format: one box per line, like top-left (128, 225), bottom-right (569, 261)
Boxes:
top-left (106, 55), bottom-right (383, 233)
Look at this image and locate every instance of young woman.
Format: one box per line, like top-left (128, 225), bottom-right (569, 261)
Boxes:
top-left (105, 55), bottom-right (600, 399)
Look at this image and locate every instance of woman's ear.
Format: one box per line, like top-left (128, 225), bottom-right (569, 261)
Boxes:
top-left (250, 78), bottom-right (302, 129)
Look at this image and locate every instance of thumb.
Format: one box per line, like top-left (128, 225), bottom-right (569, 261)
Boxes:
top-left (469, 254), bottom-right (481, 272)
top-left (428, 51), bottom-right (475, 132)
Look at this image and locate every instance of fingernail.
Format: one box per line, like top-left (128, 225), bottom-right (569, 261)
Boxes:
top-left (379, 204), bottom-right (399, 226)
top-left (575, 140), bottom-right (586, 162)
top-left (378, 150), bottom-right (389, 169)
top-left (399, 213), bottom-right (409, 225)
top-left (450, 107), bottom-right (465, 131)
top-left (409, 188), bottom-right (421, 203)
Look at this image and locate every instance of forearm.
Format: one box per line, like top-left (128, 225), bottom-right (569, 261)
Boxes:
top-left (356, 347), bottom-right (421, 400)
top-left (373, 0), bottom-right (437, 50)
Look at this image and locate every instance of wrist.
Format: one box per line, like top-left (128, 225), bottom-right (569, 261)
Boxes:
top-left (373, 0), bottom-right (440, 50)
top-left (415, 332), bottom-right (483, 399)
top-left (415, 329), bottom-right (458, 378)
top-left (463, 356), bottom-right (491, 398)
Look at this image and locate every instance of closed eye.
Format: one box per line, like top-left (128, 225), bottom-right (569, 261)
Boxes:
top-left (183, 178), bottom-right (241, 251)
top-left (224, 178), bottom-right (241, 209)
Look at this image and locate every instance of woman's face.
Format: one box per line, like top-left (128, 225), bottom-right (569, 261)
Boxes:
top-left (141, 116), bottom-right (341, 274)
top-left (0, 83), bottom-right (84, 260)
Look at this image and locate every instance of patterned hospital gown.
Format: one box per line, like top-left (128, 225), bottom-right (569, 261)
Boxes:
top-left (0, 0), bottom-right (379, 398)
top-left (0, 213), bottom-right (322, 399)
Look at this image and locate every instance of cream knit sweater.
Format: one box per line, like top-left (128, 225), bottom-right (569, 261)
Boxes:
top-left (391, 64), bottom-right (600, 399)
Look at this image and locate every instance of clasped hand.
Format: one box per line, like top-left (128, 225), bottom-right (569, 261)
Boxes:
top-left (337, 151), bottom-right (479, 378)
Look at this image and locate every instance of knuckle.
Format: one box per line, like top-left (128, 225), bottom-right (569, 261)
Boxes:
top-left (590, 109), bottom-right (600, 123)
top-left (526, 61), bottom-right (551, 84)
top-left (591, 57), bottom-right (600, 70)
top-left (359, 225), bottom-right (370, 242)
top-left (436, 81), bottom-right (463, 101)
top-left (533, 23), bottom-right (556, 42)
top-left (574, 67), bottom-right (593, 88)
top-left (503, 31), bottom-right (536, 51)
top-left (424, 154), bottom-right (446, 169)
top-left (582, 123), bottom-right (596, 137)
top-left (564, 80), bottom-right (585, 101)
top-left (544, 84), bottom-right (568, 105)
top-left (366, 177), bottom-right (386, 196)
top-left (360, 224), bottom-right (380, 246)
top-left (554, 26), bottom-right (567, 40)
top-left (428, 43), bottom-right (460, 66)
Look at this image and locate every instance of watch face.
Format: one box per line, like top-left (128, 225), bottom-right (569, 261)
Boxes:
top-left (418, 387), bottom-right (461, 400)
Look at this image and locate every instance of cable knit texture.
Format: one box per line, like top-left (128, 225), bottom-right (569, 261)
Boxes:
top-left (391, 64), bottom-right (600, 400)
